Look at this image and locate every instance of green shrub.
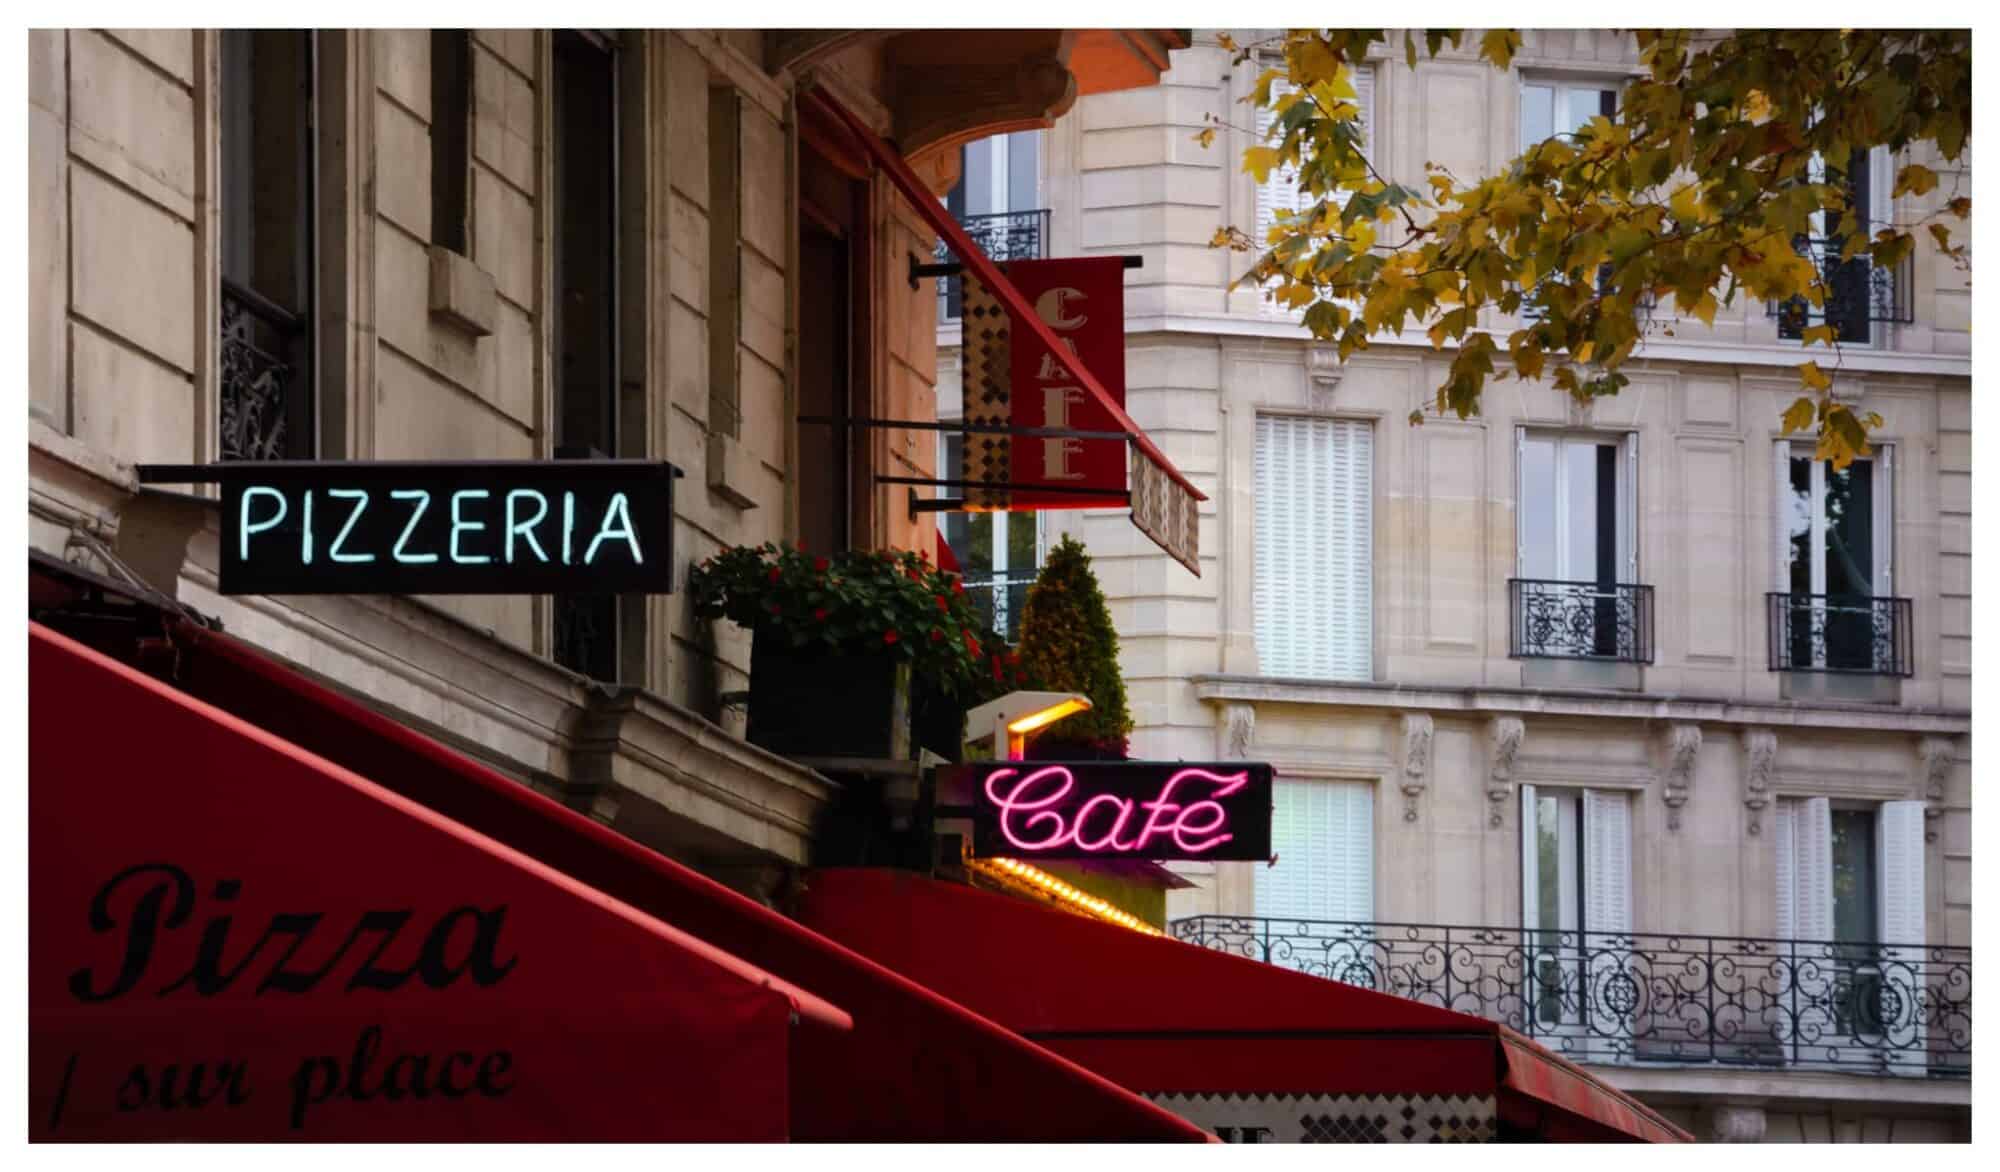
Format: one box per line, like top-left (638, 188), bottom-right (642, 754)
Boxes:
top-left (1015, 535), bottom-right (1133, 757)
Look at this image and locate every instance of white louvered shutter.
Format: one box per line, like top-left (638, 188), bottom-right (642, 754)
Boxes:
top-left (1582, 789), bottom-right (1633, 936)
top-left (1254, 416), bottom-right (1373, 681)
top-left (1255, 777), bottom-right (1374, 923)
top-left (1796, 796), bottom-right (1835, 941)
top-left (1877, 801), bottom-right (1926, 947)
top-left (1255, 65), bottom-right (1375, 246)
top-left (1774, 800), bottom-right (1799, 940)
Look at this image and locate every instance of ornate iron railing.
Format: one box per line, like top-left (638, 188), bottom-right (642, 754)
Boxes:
top-left (219, 278), bottom-right (307, 461)
top-left (961, 573), bottom-right (1038, 643)
top-left (1770, 233), bottom-right (1913, 344)
top-left (1169, 916), bottom-right (1970, 1077)
top-left (938, 209), bottom-right (1051, 320)
top-left (1509, 579), bottom-right (1654, 663)
top-left (1767, 592), bottom-right (1913, 677)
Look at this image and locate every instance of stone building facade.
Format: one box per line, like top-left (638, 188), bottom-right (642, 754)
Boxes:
top-left (937, 29), bottom-right (1971, 1143)
top-left (26, 28), bottom-right (1184, 888)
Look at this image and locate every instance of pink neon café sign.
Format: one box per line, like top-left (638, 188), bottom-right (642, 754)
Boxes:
top-left (960, 761), bottom-right (1274, 862)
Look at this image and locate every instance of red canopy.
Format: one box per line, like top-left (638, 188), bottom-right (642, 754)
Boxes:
top-left (48, 598), bottom-right (1208, 1143)
top-left (30, 622), bottom-right (848, 1141)
top-left (794, 867), bottom-right (1694, 1143)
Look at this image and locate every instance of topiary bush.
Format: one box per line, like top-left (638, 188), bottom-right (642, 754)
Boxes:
top-left (1014, 535), bottom-right (1133, 759)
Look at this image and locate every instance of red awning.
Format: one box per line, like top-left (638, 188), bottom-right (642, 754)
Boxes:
top-left (30, 622), bottom-right (849, 1141)
top-left (794, 868), bottom-right (1693, 1143)
top-left (77, 606), bottom-right (1208, 1142)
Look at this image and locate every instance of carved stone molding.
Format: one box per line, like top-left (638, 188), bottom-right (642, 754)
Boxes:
top-left (1659, 723), bottom-right (1703, 831)
top-left (1398, 713), bottom-right (1434, 823)
top-left (893, 55), bottom-right (1077, 166)
top-left (1306, 347), bottom-right (1343, 404)
top-left (1564, 392), bottom-right (1595, 429)
top-left (1705, 1104), bottom-right (1768, 1143)
top-left (1222, 702), bottom-right (1257, 760)
top-left (1486, 717), bottom-right (1525, 829)
top-left (1742, 728), bottom-right (1777, 837)
top-left (1918, 735), bottom-right (1955, 841)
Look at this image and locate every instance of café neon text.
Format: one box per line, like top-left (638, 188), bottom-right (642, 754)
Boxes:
top-left (981, 765), bottom-right (1250, 855)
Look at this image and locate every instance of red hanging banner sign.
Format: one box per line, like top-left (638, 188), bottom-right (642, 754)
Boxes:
top-left (1005, 257), bottom-right (1129, 509)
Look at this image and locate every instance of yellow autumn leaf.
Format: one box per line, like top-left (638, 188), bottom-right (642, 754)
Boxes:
top-left (1194, 126), bottom-right (1217, 150)
top-left (1801, 324), bottom-right (1836, 347)
top-left (1780, 396), bottom-right (1817, 434)
top-left (1893, 164), bottom-right (1939, 198)
top-left (1243, 146), bottom-right (1279, 181)
top-left (1799, 360), bottom-right (1832, 391)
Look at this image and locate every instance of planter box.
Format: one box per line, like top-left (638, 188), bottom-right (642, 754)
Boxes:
top-left (745, 627), bottom-right (911, 761)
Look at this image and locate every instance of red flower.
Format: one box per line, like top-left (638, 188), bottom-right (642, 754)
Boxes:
top-left (964, 632), bottom-right (981, 656)
top-left (814, 556), bottom-right (830, 572)
top-left (934, 595), bottom-right (949, 612)
top-left (990, 657), bottom-right (1004, 681)
top-left (1006, 650), bottom-right (1021, 664)
top-left (951, 579), bottom-right (965, 596)
top-left (930, 628), bottom-right (944, 642)
top-left (813, 608), bottom-right (828, 621)
top-left (883, 630), bottom-right (900, 646)
top-left (767, 566), bottom-right (782, 583)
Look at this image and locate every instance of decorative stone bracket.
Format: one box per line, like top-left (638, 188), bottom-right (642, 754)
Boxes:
top-left (1918, 735), bottom-right (1955, 842)
top-left (1742, 728), bottom-right (1777, 837)
top-left (1659, 723), bottom-right (1702, 831)
top-left (1486, 716), bottom-right (1525, 829)
top-left (1398, 713), bottom-right (1433, 823)
top-left (1221, 702), bottom-right (1256, 760)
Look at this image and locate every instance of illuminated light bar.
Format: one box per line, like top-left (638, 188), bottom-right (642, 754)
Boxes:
top-left (965, 855), bottom-right (1162, 937)
top-left (1004, 697), bottom-right (1093, 737)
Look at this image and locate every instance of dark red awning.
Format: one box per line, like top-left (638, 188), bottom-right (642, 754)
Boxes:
top-left (30, 622), bottom-right (848, 1141)
top-left (99, 611), bottom-right (1208, 1142)
top-left (793, 868), bottom-right (1693, 1143)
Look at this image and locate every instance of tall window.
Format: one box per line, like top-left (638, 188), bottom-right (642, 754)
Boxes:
top-left (1255, 61), bottom-right (1374, 301)
top-left (552, 30), bottom-right (621, 680)
top-left (219, 30), bottom-right (317, 461)
top-left (937, 436), bottom-right (1043, 641)
top-left (1774, 797), bottom-right (1926, 1063)
top-left (1778, 147), bottom-right (1901, 346)
top-left (1520, 78), bottom-right (1617, 149)
top-left (1777, 443), bottom-right (1895, 671)
top-left (1520, 786), bottom-right (1631, 1034)
top-left (1255, 777), bottom-right (1373, 925)
top-left (1253, 415), bottom-right (1372, 681)
top-left (940, 131), bottom-right (1044, 319)
top-left (1515, 431), bottom-right (1639, 658)
top-left (430, 30), bottom-right (472, 256)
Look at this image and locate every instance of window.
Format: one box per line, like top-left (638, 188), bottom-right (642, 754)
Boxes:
top-left (1775, 443), bottom-right (1898, 672)
top-left (1255, 777), bottom-right (1373, 924)
top-left (1253, 415), bottom-right (1372, 681)
top-left (1520, 786), bottom-right (1631, 1035)
top-left (430, 30), bottom-right (471, 256)
top-left (219, 30), bottom-right (318, 461)
top-left (1776, 147), bottom-right (1904, 346)
top-left (937, 435), bottom-right (1044, 642)
top-left (1513, 431), bottom-right (1644, 660)
top-left (1775, 798), bottom-right (1926, 1065)
top-left (551, 30), bottom-right (622, 680)
top-left (1254, 62), bottom-right (1374, 285)
top-left (940, 132), bottom-right (1045, 319)
top-left (708, 84), bottom-right (744, 437)
top-left (1520, 79), bottom-right (1617, 150)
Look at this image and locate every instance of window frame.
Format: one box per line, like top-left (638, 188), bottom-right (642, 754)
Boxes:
top-left (1251, 412), bottom-right (1376, 683)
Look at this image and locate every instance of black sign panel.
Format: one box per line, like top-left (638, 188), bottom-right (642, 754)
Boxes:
top-left (167, 460), bottom-right (680, 596)
top-left (960, 760), bottom-right (1273, 862)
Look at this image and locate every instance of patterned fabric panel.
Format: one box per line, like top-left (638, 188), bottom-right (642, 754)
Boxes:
top-left (1147, 1092), bottom-right (1498, 1143)
top-left (958, 273), bottom-right (1011, 511)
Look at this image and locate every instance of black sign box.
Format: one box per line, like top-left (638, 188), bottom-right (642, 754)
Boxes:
top-left (175, 460), bottom-right (680, 596)
top-left (957, 760), bottom-right (1274, 863)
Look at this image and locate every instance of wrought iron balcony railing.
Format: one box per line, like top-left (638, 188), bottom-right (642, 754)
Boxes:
top-left (938, 209), bottom-right (1051, 321)
top-left (1509, 579), bottom-right (1654, 663)
top-left (1169, 916), bottom-right (1970, 1078)
top-left (1769, 232), bottom-right (1913, 345)
top-left (1767, 592), bottom-right (1914, 677)
top-left (219, 277), bottom-right (308, 462)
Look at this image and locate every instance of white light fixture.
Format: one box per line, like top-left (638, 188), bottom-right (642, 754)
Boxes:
top-left (963, 690), bottom-right (1092, 760)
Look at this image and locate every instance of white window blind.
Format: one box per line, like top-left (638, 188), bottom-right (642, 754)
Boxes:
top-left (1877, 800), bottom-right (1926, 947)
top-left (1254, 415), bottom-right (1373, 680)
top-left (1582, 789), bottom-right (1632, 936)
top-left (1254, 64), bottom-right (1374, 246)
top-left (1255, 777), bottom-right (1374, 922)
top-left (1775, 797), bottom-right (1835, 940)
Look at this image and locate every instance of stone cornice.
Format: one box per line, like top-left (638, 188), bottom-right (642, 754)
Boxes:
top-left (1190, 674), bottom-right (1972, 736)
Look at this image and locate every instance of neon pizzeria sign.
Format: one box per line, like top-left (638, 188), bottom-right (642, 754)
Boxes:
top-left (136, 460), bottom-right (680, 596)
top-left (963, 761), bottom-right (1273, 862)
